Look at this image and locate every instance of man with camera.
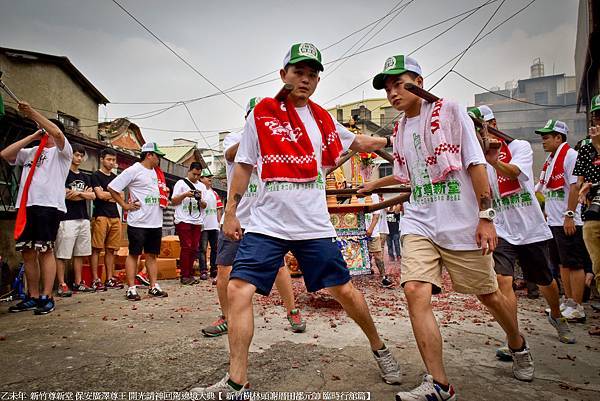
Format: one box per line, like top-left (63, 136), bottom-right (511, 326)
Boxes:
top-left (575, 96), bottom-right (600, 321)
top-left (171, 162), bottom-right (207, 285)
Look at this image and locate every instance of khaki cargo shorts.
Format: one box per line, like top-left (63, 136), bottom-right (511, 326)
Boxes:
top-left (400, 234), bottom-right (498, 295)
top-left (367, 236), bottom-right (382, 253)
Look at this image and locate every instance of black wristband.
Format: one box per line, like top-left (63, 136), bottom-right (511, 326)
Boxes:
top-left (385, 136), bottom-right (392, 148)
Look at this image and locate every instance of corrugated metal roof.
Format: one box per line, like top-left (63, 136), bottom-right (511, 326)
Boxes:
top-left (159, 145), bottom-right (195, 163)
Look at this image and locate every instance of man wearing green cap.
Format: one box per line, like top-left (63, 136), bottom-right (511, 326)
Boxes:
top-left (364, 55), bottom-right (534, 400)
top-left (470, 107), bottom-right (575, 361)
top-left (108, 142), bottom-right (169, 300)
top-left (536, 120), bottom-right (592, 323)
top-left (574, 97), bottom-right (600, 320)
top-left (202, 96), bottom-right (306, 338)
top-left (193, 43), bottom-right (398, 396)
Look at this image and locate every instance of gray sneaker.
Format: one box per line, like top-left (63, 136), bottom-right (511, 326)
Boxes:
top-left (547, 314), bottom-right (576, 344)
top-left (509, 340), bottom-right (534, 382)
top-left (495, 344), bottom-right (512, 361)
top-left (190, 373), bottom-right (250, 398)
top-left (373, 346), bottom-right (402, 384)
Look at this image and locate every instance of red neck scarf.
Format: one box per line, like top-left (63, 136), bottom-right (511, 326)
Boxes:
top-left (539, 143), bottom-right (570, 191)
top-left (14, 134), bottom-right (49, 240)
top-left (154, 167), bottom-right (169, 209)
top-left (497, 139), bottom-right (521, 197)
top-left (254, 98), bottom-right (343, 182)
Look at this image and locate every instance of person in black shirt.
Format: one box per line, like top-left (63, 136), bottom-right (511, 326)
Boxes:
top-left (574, 105), bottom-right (600, 317)
top-left (90, 148), bottom-right (124, 290)
top-left (386, 206), bottom-right (401, 261)
top-left (55, 144), bottom-right (96, 295)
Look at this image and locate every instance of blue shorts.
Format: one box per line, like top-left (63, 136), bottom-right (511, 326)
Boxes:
top-left (231, 233), bottom-right (351, 296)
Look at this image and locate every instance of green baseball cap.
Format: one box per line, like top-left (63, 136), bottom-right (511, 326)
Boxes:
top-left (283, 43), bottom-right (324, 71)
top-left (468, 105), bottom-right (494, 122)
top-left (141, 142), bottom-right (165, 156)
top-left (468, 107), bottom-right (483, 120)
top-left (535, 119), bottom-right (569, 135)
top-left (200, 168), bottom-right (213, 177)
top-left (245, 97), bottom-right (262, 115)
top-left (590, 94), bottom-right (600, 113)
top-left (373, 55), bottom-right (422, 90)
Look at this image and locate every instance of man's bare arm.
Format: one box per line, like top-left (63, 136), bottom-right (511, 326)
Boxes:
top-left (225, 143), bottom-right (240, 163)
top-left (225, 163), bottom-right (253, 216)
top-left (0, 130), bottom-right (44, 163)
top-left (18, 102), bottom-right (65, 150)
top-left (490, 160), bottom-right (521, 179)
top-left (467, 163), bottom-right (497, 254)
top-left (350, 135), bottom-right (388, 152)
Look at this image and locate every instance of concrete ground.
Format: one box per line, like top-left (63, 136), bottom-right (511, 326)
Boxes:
top-left (1, 256), bottom-right (599, 400)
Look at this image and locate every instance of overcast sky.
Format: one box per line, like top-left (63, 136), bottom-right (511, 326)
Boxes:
top-left (0, 0), bottom-right (579, 148)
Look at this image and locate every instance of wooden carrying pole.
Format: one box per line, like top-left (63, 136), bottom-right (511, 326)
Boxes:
top-left (0, 72), bottom-right (20, 103)
top-left (275, 84), bottom-right (294, 101)
top-left (366, 193), bottom-right (411, 212)
top-left (326, 187), bottom-right (410, 196)
top-left (403, 83), bottom-right (514, 143)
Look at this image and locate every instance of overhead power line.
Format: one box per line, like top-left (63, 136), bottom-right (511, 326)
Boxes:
top-left (111, 0), bottom-right (243, 110)
top-left (452, 70), bottom-right (576, 107)
top-left (428, 0), bottom-right (506, 91)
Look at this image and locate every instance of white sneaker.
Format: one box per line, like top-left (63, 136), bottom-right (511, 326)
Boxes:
top-left (545, 297), bottom-right (570, 315)
top-left (562, 303), bottom-right (586, 323)
top-left (373, 346), bottom-right (402, 384)
top-left (191, 373), bottom-right (250, 398)
top-left (395, 375), bottom-right (456, 401)
top-left (509, 339), bottom-right (535, 381)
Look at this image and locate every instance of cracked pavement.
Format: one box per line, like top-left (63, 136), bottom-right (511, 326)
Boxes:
top-left (1, 258), bottom-right (599, 400)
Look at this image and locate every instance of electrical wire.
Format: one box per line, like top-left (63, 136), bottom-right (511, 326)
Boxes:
top-left (324, 0), bottom-right (414, 78)
top-left (428, 0), bottom-right (506, 91)
top-left (425, 0), bottom-right (538, 81)
top-left (111, 0), bottom-right (243, 110)
top-left (451, 70), bottom-right (577, 107)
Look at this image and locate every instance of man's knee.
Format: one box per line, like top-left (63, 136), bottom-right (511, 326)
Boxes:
top-left (476, 290), bottom-right (500, 306)
top-left (228, 279), bottom-right (256, 301)
top-left (328, 281), bottom-right (356, 302)
top-left (403, 281), bottom-right (431, 300)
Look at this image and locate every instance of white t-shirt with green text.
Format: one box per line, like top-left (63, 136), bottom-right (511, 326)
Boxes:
top-left (202, 189), bottom-right (221, 231)
top-left (108, 162), bottom-right (162, 228)
top-left (236, 106), bottom-right (356, 240)
top-left (487, 139), bottom-right (552, 245)
top-left (223, 130), bottom-right (260, 229)
top-left (399, 112), bottom-right (486, 251)
top-left (173, 179), bottom-right (208, 225)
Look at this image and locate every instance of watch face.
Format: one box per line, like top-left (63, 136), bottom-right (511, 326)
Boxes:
top-left (489, 209), bottom-right (496, 219)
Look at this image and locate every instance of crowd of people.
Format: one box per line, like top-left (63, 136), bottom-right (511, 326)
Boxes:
top-left (2, 42), bottom-right (600, 400)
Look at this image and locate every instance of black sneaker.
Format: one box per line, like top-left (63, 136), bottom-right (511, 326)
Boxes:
top-left (8, 297), bottom-right (38, 313)
top-left (180, 277), bottom-right (197, 285)
top-left (73, 281), bottom-right (95, 293)
top-left (381, 276), bottom-right (393, 288)
top-left (148, 285), bottom-right (168, 298)
top-left (105, 277), bottom-right (125, 289)
top-left (126, 288), bottom-right (141, 301)
top-left (34, 296), bottom-right (55, 315)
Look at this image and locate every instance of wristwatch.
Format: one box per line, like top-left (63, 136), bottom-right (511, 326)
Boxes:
top-left (563, 210), bottom-right (575, 218)
top-left (479, 208), bottom-right (496, 221)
